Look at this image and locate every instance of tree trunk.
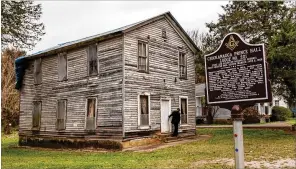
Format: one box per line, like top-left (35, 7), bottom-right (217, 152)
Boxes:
top-left (206, 106), bottom-right (214, 124)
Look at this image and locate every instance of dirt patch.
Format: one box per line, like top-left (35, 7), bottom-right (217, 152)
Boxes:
top-left (123, 135), bottom-right (211, 152)
top-left (191, 158), bottom-right (296, 168)
top-left (11, 145), bottom-right (113, 153)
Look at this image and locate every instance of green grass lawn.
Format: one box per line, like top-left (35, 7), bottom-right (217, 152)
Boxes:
top-left (1, 129), bottom-right (294, 169)
top-left (286, 118), bottom-right (296, 125)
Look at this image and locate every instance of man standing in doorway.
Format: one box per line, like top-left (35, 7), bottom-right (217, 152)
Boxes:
top-left (169, 108), bottom-right (180, 137)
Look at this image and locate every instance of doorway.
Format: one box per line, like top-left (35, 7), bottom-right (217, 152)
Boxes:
top-left (161, 99), bottom-right (171, 133)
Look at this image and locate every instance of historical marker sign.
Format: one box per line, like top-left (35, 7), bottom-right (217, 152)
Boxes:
top-left (205, 33), bottom-right (268, 105)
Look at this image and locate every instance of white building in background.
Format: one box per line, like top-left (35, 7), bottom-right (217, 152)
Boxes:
top-left (195, 83), bottom-right (290, 119)
top-left (195, 83), bottom-right (231, 119)
top-left (255, 95), bottom-right (289, 116)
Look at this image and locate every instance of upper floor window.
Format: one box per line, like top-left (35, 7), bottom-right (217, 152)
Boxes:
top-left (88, 44), bottom-right (98, 76)
top-left (162, 29), bottom-right (167, 39)
top-left (58, 52), bottom-right (67, 81)
top-left (138, 41), bottom-right (148, 72)
top-left (179, 52), bottom-right (187, 79)
top-left (34, 58), bottom-right (42, 84)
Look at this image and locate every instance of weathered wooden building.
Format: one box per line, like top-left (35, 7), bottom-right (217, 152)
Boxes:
top-left (18, 12), bottom-right (199, 149)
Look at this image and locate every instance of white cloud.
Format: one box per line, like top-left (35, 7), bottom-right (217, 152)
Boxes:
top-left (30, 1), bottom-right (227, 54)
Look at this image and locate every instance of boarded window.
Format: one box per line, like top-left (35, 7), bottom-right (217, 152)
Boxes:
top-left (140, 95), bottom-right (149, 126)
top-left (32, 101), bottom-right (41, 130)
top-left (181, 98), bottom-right (187, 124)
top-left (58, 53), bottom-right (67, 81)
top-left (86, 98), bottom-right (96, 130)
top-left (138, 41), bottom-right (148, 72)
top-left (34, 58), bottom-right (42, 84)
top-left (57, 100), bottom-right (67, 130)
top-left (88, 44), bottom-right (98, 76)
top-left (179, 52), bottom-right (187, 79)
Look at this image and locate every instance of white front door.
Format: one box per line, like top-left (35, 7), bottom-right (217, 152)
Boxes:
top-left (161, 99), bottom-right (170, 133)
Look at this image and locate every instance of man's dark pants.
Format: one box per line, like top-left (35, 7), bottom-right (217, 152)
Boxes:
top-left (172, 123), bottom-right (179, 136)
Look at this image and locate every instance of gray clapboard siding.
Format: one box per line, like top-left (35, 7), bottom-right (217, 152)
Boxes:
top-left (19, 13), bottom-right (198, 142)
top-left (123, 17), bottom-right (196, 134)
top-left (19, 36), bottom-right (124, 137)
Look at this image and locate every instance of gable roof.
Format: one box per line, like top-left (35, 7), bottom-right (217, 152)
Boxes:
top-left (26, 11), bottom-right (200, 59)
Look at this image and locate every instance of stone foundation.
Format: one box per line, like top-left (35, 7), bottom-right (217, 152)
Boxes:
top-left (19, 136), bottom-right (123, 150)
top-left (19, 129), bottom-right (196, 150)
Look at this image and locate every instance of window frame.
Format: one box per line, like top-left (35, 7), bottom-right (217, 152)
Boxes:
top-left (178, 51), bottom-right (187, 79)
top-left (57, 52), bottom-right (68, 81)
top-left (179, 96), bottom-right (189, 125)
top-left (138, 92), bottom-right (150, 129)
top-left (56, 99), bottom-right (67, 131)
top-left (195, 96), bottom-right (203, 117)
top-left (32, 101), bottom-right (42, 130)
top-left (162, 29), bottom-right (167, 39)
top-left (137, 40), bottom-right (149, 73)
top-left (87, 44), bottom-right (98, 77)
top-left (84, 97), bottom-right (98, 130)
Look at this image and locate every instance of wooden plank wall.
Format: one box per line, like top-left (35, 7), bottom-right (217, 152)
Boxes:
top-left (123, 17), bottom-right (196, 136)
top-left (19, 36), bottom-right (124, 138)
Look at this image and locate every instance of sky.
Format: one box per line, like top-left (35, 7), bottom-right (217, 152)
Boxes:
top-left (30, 1), bottom-right (228, 54)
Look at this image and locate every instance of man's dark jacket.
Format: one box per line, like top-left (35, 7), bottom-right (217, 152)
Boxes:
top-left (169, 110), bottom-right (180, 124)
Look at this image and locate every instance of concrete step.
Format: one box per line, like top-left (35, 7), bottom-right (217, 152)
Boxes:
top-left (155, 132), bottom-right (196, 143)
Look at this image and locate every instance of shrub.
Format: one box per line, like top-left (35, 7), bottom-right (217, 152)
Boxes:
top-left (242, 107), bottom-right (260, 124)
top-left (196, 118), bottom-right (205, 124)
top-left (213, 119), bottom-right (232, 125)
top-left (270, 106), bottom-right (292, 121)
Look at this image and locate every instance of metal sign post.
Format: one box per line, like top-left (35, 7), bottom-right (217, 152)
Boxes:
top-left (231, 105), bottom-right (244, 169)
top-left (204, 32), bottom-right (272, 169)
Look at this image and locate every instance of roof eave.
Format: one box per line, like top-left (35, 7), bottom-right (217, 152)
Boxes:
top-left (26, 31), bottom-right (123, 59)
top-left (164, 12), bottom-right (201, 54)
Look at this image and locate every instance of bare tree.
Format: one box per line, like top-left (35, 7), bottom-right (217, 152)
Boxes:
top-left (206, 106), bottom-right (220, 124)
top-left (1, 48), bottom-right (25, 134)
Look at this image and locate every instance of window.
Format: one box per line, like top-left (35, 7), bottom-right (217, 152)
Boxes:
top-left (34, 58), bottom-right (42, 84)
top-left (196, 97), bottom-right (202, 117)
top-left (138, 41), bottom-right (148, 72)
top-left (88, 44), bottom-right (98, 76)
top-left (275, 100), bottom-right (279, 106)
top-left (265, 106), bottom-right (269, 115)
top-left (139, 95), bottom-right (149, 126)
top-left (180, 98), bottom-right (188, 124)
top-left (57, 100), bottom-right (67, 130)
top-left (162, 29), bottom-right (167, 39)
top-left (58, 53), bottom-right (67, 81)
top-left (254, 104), bottom-right (259, 111)
top-left (32, 101), bottom-right (41, 130)
top-left (85, 98), bottom-right (97, 130)
top-left (179, 52), bottom-right (187, 79)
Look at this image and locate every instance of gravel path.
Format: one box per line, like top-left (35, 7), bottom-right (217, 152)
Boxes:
top-left (123, 135), bottom-right (211, 152)
top-left (191, 158), bottom-right (296, 168)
